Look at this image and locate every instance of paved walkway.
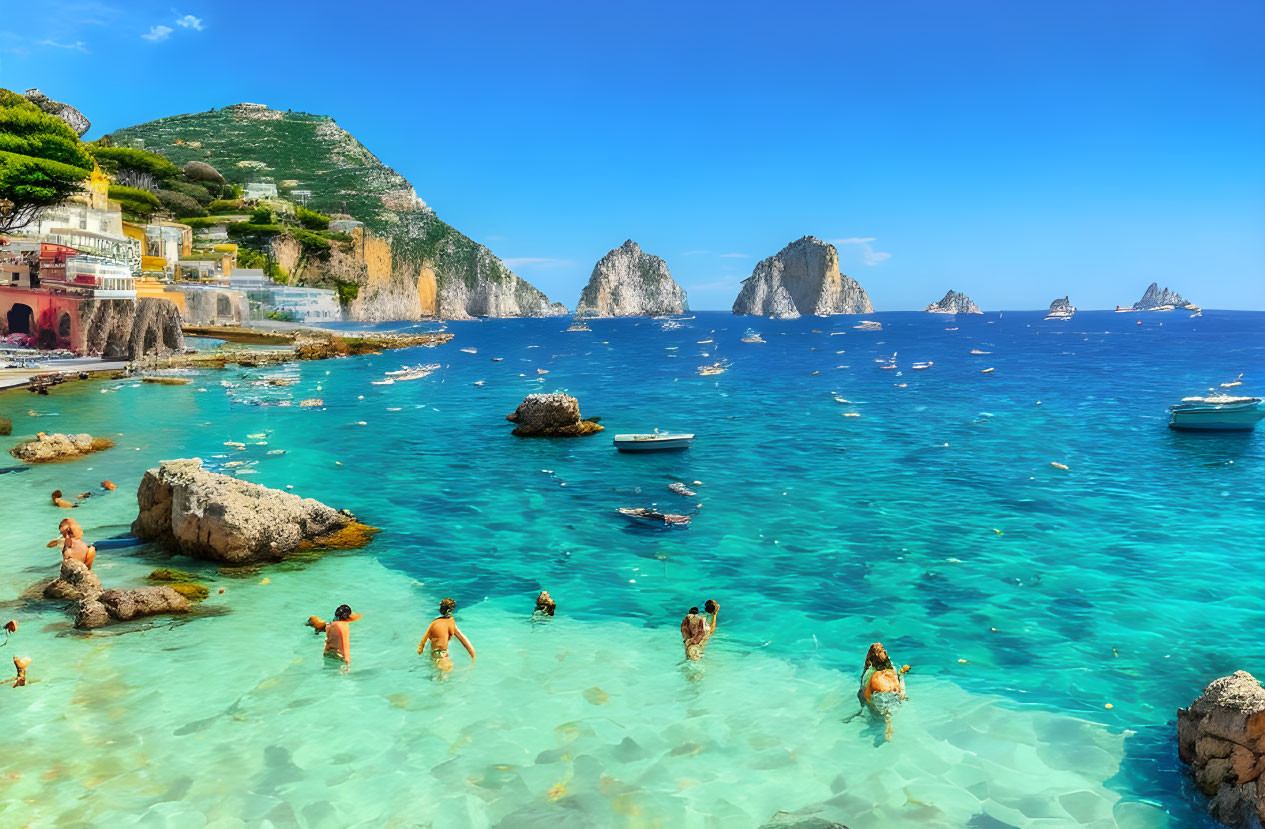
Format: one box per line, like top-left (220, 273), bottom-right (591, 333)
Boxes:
top-left (0, 357), bottom-right (130, 392)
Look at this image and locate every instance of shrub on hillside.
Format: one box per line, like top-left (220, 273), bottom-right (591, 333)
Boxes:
top-left (249, 207), bottom-right (273, 224)
top-left (183, 160), bottom-right (225, 183)
top-left (157, 189), bottom-right (206, 217)
top-left (166, 179), bottom-right (213, 205)
top-left (208, 199), bottom-right (245, 213)
top-left (296, 205), bottom-right (331, 231)
top-left (91, 146), bottom-right (180, 182)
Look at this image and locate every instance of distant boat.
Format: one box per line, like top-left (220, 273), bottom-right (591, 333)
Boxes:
top-left (370, 378), bottom-right (395, 385)
top-left (912, 361), bottom-right (933, 370)
top-left (1168, 394), bottom-right (1265, 431)
top-left (566, 320), bottom-right (591, 332)
top-left (854, 320), bottom-right (882, 331)
top-left (613, 431), bottom-right (694, 452)
top-left (617, 507), bottom-right (691, 526)
top-left (1115, 306), bottom-right (1137, 313)
top-left (741, 329), bottom-right (765, 343)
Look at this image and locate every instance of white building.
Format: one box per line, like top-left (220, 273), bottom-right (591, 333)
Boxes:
top-left (229, 269), bottom-right (343, 323)
top-left (243, 182), bottom-right (278, 200)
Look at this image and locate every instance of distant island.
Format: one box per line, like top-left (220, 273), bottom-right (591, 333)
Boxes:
top-left (732, 236), bottom-right (872, 318)
top-left (1128, 282), bottom-right (1199, 312)
top-left (575, 240), bottom-right (687, 317)
top-left (924, 290), bottom-right (981, 314)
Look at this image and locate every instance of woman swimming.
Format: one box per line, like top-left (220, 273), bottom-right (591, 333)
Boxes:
top-left (323, 604), bottom-right (355, 665)
top-left (533, 590), bottom-right (556, 618)
top-left (855, 642), bottom-right (909, 741)
top-left (680, 606), bottom-right (711, 661)
top-left (418, 598), bottom-right (476, 673)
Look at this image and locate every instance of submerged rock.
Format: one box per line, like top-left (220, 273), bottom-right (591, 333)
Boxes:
top-left (732, 236), bottom-right (873, 319)
top-left (505, 393), bottom-right (604, 437)
top-left (1177, 671), bottom-right (1265, 828)
top-left (924, 290), bottom-right (982, 314)
top-left (131, 458), bottom-right (370, 564)
top-left (96, 587), bottom-right (191, 623)
top-left (10, 432), bottom-right (115, 463)
top-left (1133, 282), bottom-right (1196, 311)
top-left (575, 240), bottom-right (688, 317)
top-left (0, 416), bottom-right (11, 436)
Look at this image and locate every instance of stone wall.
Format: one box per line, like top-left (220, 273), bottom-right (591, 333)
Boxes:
top-left (79, 297), bottom-right (184, 359)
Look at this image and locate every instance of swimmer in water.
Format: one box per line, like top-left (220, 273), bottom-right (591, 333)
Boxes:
top-left (851, 642), bottom-right (909, 742)
top-left (5, 655), bottom-right (30, 687)
top-left (48, 518), bottom-right (95, 569)
top-left (323, 604), bottom-right (354, 665)
top-left (51, 489), bottom-right (77, 509)
top-left (533, 590), bottom-right (556, 618)
top-left (418, 598), bottom-right (475, 673)
top-left (680, 606), bottom-right (711, 661)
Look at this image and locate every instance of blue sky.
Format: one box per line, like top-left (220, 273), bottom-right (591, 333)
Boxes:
top-left (3, 0), bottom-right (1263, 310)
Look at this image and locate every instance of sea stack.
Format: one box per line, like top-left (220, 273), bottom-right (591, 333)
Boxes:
top-left (1047, 296), bottom-right (1076, 317)
top-left (1132, 282), bottom-right (1197, 311)
top-left (731, 236), bottom-right (873, 319)
top-left (1177, 671), bottom-right (1265, 828)
top-left (575, 240), bottom-right (687, 317)
top-left (924, 290), bottom-right (982, 314)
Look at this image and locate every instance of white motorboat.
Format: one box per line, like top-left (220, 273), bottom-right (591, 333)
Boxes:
top-left (1168, 394), bottom-right (1265, 431)
top-left (370, 378), bottom-right (395, 386)
top-left (613, 431), bottom-right (694, 452)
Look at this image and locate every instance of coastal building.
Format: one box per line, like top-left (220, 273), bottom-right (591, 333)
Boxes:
top-left (229, 268), bottom-right (342, 323)
top-left (243, 182), bottom-right (278, 200)
top-left (144, 222), bottom-right (193, 276)
top-left (13, 166), bottom-right (142, 273)
top-left (329, 219), bottom-right (364, 234)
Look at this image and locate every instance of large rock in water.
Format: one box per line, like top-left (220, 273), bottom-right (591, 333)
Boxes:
top-left (24, 88), bottom-right (90, 136)
top-left (575, 240), bottom-right (688, 317)
top-left (1133, 282), bottom-right (1195, 311)
top-left (732, 236), bottom-right (873, 319)
top-left (506, 393), bottom-right (604, 437)
top-left (10, 432), bottom-right (115, 463)
top-left (1047, 296), bottom-right (1076, 316)
top-left (44, 558), bottom-right (103, 601)
top-left (1178, 671), bottom-right (1265, 828)
top-left (131, 458), bottom-right (360, 563)
top-left (924, 290), bottom-right (982, 314)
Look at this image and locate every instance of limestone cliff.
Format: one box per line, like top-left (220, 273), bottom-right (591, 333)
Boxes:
top-left (80, 298), bottom-right (184, 358)
top-left (924, 290), bottom-right (982, 314)
top-left (1133, 282), bottom-right (1195, 311)
top-left (24, 88), bottom-right (89, 136)
top-left (575, 240), bottom-right (687, 317)
top-left (105, 104), bottom-right (565, 320)
top-left (731, 236), bottom-right (872, 319)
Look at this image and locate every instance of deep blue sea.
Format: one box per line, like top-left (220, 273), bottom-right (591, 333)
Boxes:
top-left (1, 310), bottom-right (1261, 827)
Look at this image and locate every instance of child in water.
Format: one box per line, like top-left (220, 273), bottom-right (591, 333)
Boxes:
top-left (47, 518), bottom-right (95, 569)
top-left (322, 605), bottom-right (356, 666)
top-left (854, 642), bottom-right (910, 742)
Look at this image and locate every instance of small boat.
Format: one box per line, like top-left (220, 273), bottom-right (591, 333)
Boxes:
top-left (699, 361), bottom-right (728, 376)
top-left (566, 320), bottom-right (592, 332)
top-left (617, 507), bottom-right (690, 526)
top-left (912, 361), bottom-right (933, 370)
top-left (741, 329), bottom-right (765, 343)
top-left (1114, 306), bottom-right (1137, 313)
top-left (1168, 394), bottom-right (1265, 431)
top-left (460, 347), bottom-right (478, 354)
top-left (613, 431), bottom-right (694, 452)
top-left (370, 378), bottom-right (395, 385)
top-left (854, 320), bottom-right (882, 331)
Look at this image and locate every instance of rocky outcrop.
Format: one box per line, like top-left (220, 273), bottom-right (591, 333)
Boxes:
top-left (131, 458), bottom-right (368, 564)
top-left (1133, 282), bottom-right (1196, 311)
top-left (1047, 296), bottom-right (1075, 317)
top-left (575, 240), bottom-right (688, 317)
top-left (0, 416), bottom-right (11, 436)
top-left (10, 432), bottom-right (114, 463)
top-left (506, 393), bottom-right (604, 437)
top-left (925, 290), bottom-right (982, 314)
top-left (43, 558), bottom-right (103, 601)
top-left (80, 298), bottom-right (185, 359)
top-left (23, 88), bottom-right (89, 136)
top-left (732, 237), bottom-right (872, 319)
top-left (1178, 671), bottom-right (1265, 828)
top-left (39, 558), bottom-right (190, 629)
top-left (172, 286), bottom-right (248, 326)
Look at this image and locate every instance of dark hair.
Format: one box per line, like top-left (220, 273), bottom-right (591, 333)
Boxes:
top-left (334, 604), bottom-right (352, 621)
top-left (439, 597), bottom-right (456, 616)
top-left (865, 642), bottom-right (892, 671)
top-left (704, 600), bottom-right (717, 614)
top-left (689, 606), bottom-right (699, 615)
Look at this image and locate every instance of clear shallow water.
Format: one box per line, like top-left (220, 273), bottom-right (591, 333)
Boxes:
top-left (1, 310), bottom-right (1261, 828)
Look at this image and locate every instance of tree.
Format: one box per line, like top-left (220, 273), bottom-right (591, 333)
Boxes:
top-left (0, 89), bottom-right (93, 232)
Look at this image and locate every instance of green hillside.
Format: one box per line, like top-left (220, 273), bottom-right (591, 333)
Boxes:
top-left (104, 104), bottom-right (561, 317)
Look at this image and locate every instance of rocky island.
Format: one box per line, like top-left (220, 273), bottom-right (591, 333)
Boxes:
top-left (575, 240), bottom-right (687, 317)
top-left (1178, 671), bottom-right (1265, 828)
top-left (731, 236), bottom-right (873, 319)
top-left (924, 290), bottom-right (981, 314)
top-left (506, 393), bottom-right (603, 437)
top-left (1046, 296), bottom-right (1076, 318)
top-left (1131, 282), bottom-right (1198, 311)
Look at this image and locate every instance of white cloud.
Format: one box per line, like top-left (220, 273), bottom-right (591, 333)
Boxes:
top-left (719, 252), bottom-right (749, 259)
top-left (38, 39), bottom-right (91, 53)
top-left (176, 14), bottom-right (204, 30)
top-left (831, 237), bottom-right (891, 266)
top-left (0, 31), bottom-right (30, 55)
top-left (682, 249), bottom-right (709, 256)
top-left (142, 24), bottom-right (173, 41)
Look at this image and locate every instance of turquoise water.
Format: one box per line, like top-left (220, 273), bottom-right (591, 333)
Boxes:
top-left (1, 310), bottom-right (1262, 827)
